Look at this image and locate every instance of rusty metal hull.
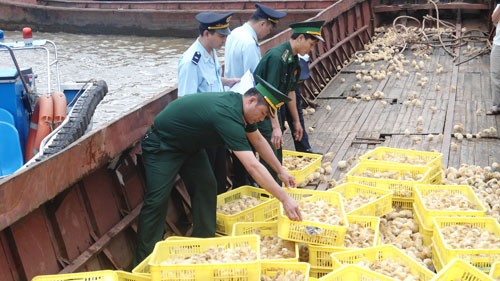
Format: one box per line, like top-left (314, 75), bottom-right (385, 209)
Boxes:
top-left (0, 0), bottom-right (327, 38)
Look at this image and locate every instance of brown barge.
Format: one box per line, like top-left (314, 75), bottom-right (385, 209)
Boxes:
top-left (0, 0), bottom-right (331, 37)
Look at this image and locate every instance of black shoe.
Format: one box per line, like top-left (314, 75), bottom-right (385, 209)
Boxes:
top-left (305, 149), bottom-right (322, 155)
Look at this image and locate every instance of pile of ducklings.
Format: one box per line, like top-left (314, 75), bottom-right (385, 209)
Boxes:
top-left (422, 190), bottom-right (477, 211)
top-left (443, 164), bottom-right (500, 223)
top-left (260, 235), bottom-right (296, 260)
top-left (283, 156), bottom-right (317, 171)
top-left (217, 195), bottom-right (263, 215)
top-left (440, 224), bottom-right (500, 249)
top-left (344, 222), bottom-right (376, 248)
top-left (343, 194), bottom-right (383, 213)
top-left (261, 270), bottom-right (306, 281)
top-left (357, 258), bottom-right (420, 281)
top-left (380, 207), bottom-right (433, 270)
top-left (160, 245), bottom-right (257, 265)
top-left (298, 199), bottom-right (345, 226)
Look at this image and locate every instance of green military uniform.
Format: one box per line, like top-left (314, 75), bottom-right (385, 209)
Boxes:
top-left (134, 92), bottom-right (256, 265)
top-left (253, 41), bottom-right (300, 181)
top-left (252, 20), bottom-right (325, 183)
top-left (133, 77), bottom-right (290, 266)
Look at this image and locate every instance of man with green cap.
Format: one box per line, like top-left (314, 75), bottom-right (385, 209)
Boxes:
top-left (133, 76), bottom-right (302, 266)
top-left (253, 20), bottom-right (324, 182)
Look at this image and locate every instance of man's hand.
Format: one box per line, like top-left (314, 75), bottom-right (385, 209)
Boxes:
top-left (281, 195), bottom-right (302, 221)
top-left (222, 77), bottom-right (240, 87)
top-left (271, 127), bottom-right (283, 149)
top-left (278, 171), bottom-right (296, 188)
top-left (293, 121), bottom-right (303, 141)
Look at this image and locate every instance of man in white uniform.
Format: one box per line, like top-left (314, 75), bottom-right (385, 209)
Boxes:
top-left (224, 3), bottom-right (287, 79)
top-left (178, 12), bottom-right (238, 96)
top-left (177, 12), bottom-right (239, 194)
top-left (489, 2), bottom-right (500, 115)
top-left (224, 4), bottom-right (287, 187)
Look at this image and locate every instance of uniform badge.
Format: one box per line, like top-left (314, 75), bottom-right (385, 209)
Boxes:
top-left (191, 51), bottom-right (201, 65)
top-left (281, 49), bottom-right (289, 62)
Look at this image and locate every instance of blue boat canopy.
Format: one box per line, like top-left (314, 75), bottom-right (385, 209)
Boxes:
top-left (0, 68), bottom-right (18, 80)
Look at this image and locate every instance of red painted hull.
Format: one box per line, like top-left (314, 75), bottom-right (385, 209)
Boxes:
top-left (0, 0), bottom-right (330, 37)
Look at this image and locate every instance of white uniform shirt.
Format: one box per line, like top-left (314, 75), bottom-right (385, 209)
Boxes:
top-left (178, 38), bottom-right (223, 96)
top-left (224, 23), bottom-right (261, 78)
top-left (495, 4), bottom-right (500, 46)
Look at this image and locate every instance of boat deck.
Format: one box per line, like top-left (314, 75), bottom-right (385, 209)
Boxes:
top-left (285, 32), bottom-right (499, 190)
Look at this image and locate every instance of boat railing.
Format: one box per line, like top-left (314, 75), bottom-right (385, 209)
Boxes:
top-left (0, 39), bottom-right (61, 93)
top-left (260, 0), bottom-right (375, 101)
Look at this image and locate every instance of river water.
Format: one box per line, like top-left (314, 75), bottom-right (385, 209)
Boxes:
top-left (1, 30), bottom-right (194, 128)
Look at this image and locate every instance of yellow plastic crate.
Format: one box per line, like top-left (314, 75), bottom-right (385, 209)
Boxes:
top-left (32, 271), bottom-right (149, 281)
top-left (346, 162), bottom-right (432, 199)
top-left (310, 267), bottom-right (332, 279)
top-left (430, 171), bottom-right (443, 184)
top-left (132, 236), bottom-right (203, 275)
top-left (318, 264), bottom-right (397, 281)
top-left (260, 261), bottom-right (310, 280)
top-left (413, 203), bottom-right (433, 246)
top-left (216, 185), bottom-right (279, 235)
top-left (433, 216), bottom-right (500, 272)
top-left (414, 185), bottom-right (487, 229)
top-left (309, 215), bottom-right (380, 269)
top-left (330, 182), bottom-right (393, 216)
top-left (149, 235), bottom-right (261, 281)
top-left (330, 245), bottom-right (436, 280)
top-left (392, 197), bottom-right (413, 211)
top-left (432, 240), bottom-right (445, 272)
top-left (277, 189), bottom-right (348, 246)
top-left (132, 253), bottom-right (152, 275)
top-left (231, 221), bottom-right (299, 262)
top-left (282, 150), bottom-right (323, 184)
top-left (359, 147), bottom-right (442, 184)
top-left (490, 262), bottom-right (500, 280)
top-left (430, 258), bottom-right (495, 281)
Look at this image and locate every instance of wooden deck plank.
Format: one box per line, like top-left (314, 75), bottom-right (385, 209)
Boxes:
top-left (284, 25), bottom-right (497, 187)
top-left (424, 98), bottom-right (447, 134)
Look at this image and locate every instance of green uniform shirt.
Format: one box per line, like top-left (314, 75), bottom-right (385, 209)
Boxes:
top-left (254, 41), bottom-right (300, 98)
top-left (153, 92), bottom-right (257, 153)
top-left (253, 42), bottom-right (301, 135)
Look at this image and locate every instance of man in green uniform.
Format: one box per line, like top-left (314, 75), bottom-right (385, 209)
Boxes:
top-left (253, 20), bottom-right (325, 181)
top-left (133, 76), bottom-right (302, 265)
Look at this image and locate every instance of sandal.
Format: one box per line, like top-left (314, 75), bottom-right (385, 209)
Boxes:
top-left (486, 105), bottom-right (500, 115)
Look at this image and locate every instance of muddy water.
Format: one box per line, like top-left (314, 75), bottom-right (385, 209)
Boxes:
top-left (0, 30), bottom-right (194, 127)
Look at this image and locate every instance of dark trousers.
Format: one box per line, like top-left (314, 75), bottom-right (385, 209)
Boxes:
top-left (133, 130), bottom-right (217, 266)
top-left (281, 87), bottom-right (312, 152)
top-left (206, 146), bottom-right (227, 194)
top-left (231, 152), bottom-right (250, 188)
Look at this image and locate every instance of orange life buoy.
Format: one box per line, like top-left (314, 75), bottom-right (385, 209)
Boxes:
top-left (25, 94), bottom-right (53, 161)
top-left (52, 91), bottom-right (67, 129)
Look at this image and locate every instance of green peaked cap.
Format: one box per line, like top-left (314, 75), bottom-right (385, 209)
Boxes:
top-left (289, 20), bottom-right (325, 42)
top-left (254, 75), bottom-right (291, 113)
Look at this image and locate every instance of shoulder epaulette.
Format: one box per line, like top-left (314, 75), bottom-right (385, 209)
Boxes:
top-left (191, 51), bottom-right (201, 65)
top-left (281, 49), bottom-right (290, 63)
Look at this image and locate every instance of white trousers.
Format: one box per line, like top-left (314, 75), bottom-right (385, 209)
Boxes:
top-left (491, 44), bottom-right (500, 107)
